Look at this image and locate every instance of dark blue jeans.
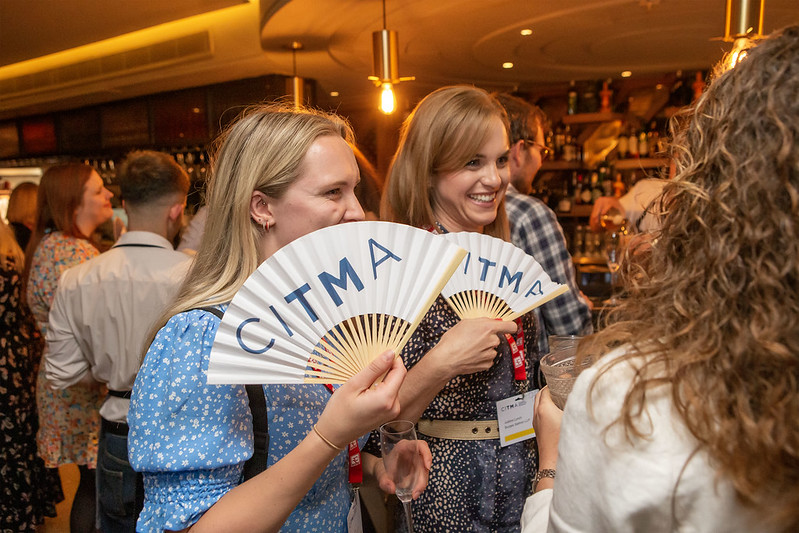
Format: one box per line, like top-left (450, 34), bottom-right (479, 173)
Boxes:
top-left (97, 423), bottom-right (143, 533)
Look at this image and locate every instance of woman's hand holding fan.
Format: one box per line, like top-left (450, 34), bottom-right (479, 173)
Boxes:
top-left (314, 350), bottom-right (405, 450)
top-left (427, 318), bottom-right (518, 378)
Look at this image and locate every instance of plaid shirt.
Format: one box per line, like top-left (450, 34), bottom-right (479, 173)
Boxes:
top-left (505, 186), bottom-right (593, 353)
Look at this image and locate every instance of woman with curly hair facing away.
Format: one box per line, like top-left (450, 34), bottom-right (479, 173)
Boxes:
top-left (523, 25), bottom-right (799, 533)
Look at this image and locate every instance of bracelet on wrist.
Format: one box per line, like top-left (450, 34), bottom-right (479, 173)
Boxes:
top-left (534, 468), bottom-right (556, 491)
top-left (313, 424), bottom-right (344, 451)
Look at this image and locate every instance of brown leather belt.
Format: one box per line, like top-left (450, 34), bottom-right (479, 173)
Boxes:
top-left (417, 419), bottom-right (499, 440)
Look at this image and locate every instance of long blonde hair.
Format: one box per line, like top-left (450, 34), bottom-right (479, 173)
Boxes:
top-left (145, 103), bottom-right (354, 349)
top-left (381, 85), bottom-right (511, 240)
top-left (0, 218), bottom-right (25, 272)
top-left (591, 25), bottom-right (799, 530)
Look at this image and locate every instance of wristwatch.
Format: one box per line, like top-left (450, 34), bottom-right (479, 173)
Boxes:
top-left (534, 468), bottom-right (556, 491)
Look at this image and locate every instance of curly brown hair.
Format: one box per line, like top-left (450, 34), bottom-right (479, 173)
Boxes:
top-left (589, 25), bottom-right (799, 530)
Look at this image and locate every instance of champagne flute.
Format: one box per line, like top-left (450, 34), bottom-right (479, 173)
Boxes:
top-left (380, 420), bottom-right (419, 533)
top-left (600, 207), bottom-right (627, 306)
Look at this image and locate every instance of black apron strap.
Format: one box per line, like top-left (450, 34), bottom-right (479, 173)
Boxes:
top-left (192, 306), bottom-right (270, 481)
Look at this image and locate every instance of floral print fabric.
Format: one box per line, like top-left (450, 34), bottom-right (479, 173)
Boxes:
top-left (1, 259), bottom-right (62, 531)
top-left (26, 231), bottom-right (102, 468)
top-left (129, 307), bottom-right (359, 533)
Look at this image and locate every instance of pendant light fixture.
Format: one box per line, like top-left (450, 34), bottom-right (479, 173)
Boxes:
top-left (722, 0), bottom-right (764, 68)
top-left (367, 0), bottom-right (414, 114)
top-left (285, 41), bottom-right (304, 109)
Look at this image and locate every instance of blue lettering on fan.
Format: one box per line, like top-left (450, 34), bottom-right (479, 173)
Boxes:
top-left (499, 266), bottom-right (523, 293)
top-left (477, 257), bottom-right (497, 281)
top-left (318, 258), bottom-right (365, 306)
top-left (462, 252), bottom-right (471, 274)
top-left (269, 305), bottom-right (292, 337)
top-left (525, 280), bottom-right (544, 297)
top-left (284, 283), bottom-right (319, 322)
top-left (236, 317), bottom-right (275, 354)
top-left (368, 238), bottom-right (402, 279)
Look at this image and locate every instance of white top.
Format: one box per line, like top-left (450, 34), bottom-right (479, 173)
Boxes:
top-left (521, 346), bottom-right (768, 533)
top-left (619, 178), bottom-right (667, 233)
top-left (177, 205), bottom-right (207, 253)
top-left (45, 231), bottom-right (191, 423)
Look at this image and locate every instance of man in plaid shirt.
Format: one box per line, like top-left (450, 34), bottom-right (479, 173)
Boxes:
top-left (495, 93), bottom-right (593, 354)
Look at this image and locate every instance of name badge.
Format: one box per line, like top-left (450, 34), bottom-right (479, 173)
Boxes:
top-left (496, 390), bottom-right (538, 448)
top-left (347, 488), bottom-right (363, 533)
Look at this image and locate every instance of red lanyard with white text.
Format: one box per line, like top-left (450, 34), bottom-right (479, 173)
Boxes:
top-left (323, 383), bottom-right (363, 485)
top-left (505, 318), bottom-right (527, 382)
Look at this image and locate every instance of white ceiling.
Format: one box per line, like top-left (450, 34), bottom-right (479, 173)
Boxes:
top-left (1, 0), bottom-right (798, 120)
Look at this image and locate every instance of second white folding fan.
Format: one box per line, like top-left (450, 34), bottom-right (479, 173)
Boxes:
top-left (439, 231), bottom-right (569, 320)
top-left (207, 221), bottom-right (466, 385)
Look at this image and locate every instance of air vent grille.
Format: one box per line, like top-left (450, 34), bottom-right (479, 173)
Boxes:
top-left (0, 31), bottom-right (212, 99)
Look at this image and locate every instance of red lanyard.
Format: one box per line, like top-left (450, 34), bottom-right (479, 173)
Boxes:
top-left (504, 318), bottom-right (527, 381)
top-left (323, 383), bottom-right (363, 485)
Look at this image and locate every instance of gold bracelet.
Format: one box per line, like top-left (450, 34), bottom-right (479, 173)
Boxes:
top-left (534, 468), bottom-right (556, 491)
top-left (313, 424), bottom-right (344, 451)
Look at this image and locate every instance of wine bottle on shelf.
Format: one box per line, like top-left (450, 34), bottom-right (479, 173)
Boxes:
top-left (628, 127), bottom-right (639, 159)
top-left (580, 174), bottom-right (593, 205)
top-left (617, 122), bottom-right (629, 159)
top-left (554, 123), bottom-right (566, 160)
top-left (557, 180), bottom-right (572, 213)
top-left (562, 127), bottom-right (578, 162)
top-left (647, 121), bottom-right (661, 157)
top-left (638, 129), bottom-right (649, 158)
top-left (590, 171), bottom-right (603, 203)
top-left (567, 80), bottom-right (578, 115)
top-left (599, 79), bottom-right (613, 113)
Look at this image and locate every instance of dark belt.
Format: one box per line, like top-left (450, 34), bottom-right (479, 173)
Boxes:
top-left (108, 389), bottom-right (132, 399)
top-left (101, 417), bottom-right (129, 436)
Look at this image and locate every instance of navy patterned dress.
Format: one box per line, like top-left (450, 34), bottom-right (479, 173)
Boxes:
top-left (369, 296), bottom-right (541, 533)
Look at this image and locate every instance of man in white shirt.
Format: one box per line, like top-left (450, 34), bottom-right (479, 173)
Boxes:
top-left (46, 150), bottom-right (192, 532)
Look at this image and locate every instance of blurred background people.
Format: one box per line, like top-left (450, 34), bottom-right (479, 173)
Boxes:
top-left (495, 93), bottom-right (593, 354)
top-left (45, 151), bottom-right (192, 532)
top-left (24, 163), bottom-right (114, 533)
top-left (0, 218), bottom-right (61, 531)
top-left (524, 25), bottom-right (799, 533)
top-left (6, 181), bottom-right (38, 250)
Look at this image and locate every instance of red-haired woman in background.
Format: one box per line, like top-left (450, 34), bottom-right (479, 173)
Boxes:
top-left (24, 163), bottom-right (114, 532)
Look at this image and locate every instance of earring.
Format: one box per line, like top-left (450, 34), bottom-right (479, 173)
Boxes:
top-left (264, 220), bottom-right (270, 232)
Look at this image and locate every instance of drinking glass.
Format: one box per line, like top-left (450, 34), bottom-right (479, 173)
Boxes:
top-left (539, 346), bottom-right (593, 409)
top-left (600, 208), bottom-right (627, 306)
top-left (380, 420), bottom-right (419, 533)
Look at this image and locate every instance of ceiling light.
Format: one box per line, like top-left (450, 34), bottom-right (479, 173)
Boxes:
top-left (330, 91), bottom-right (340, 97)
top-left (367, 0), bottom-right (414, 114)
top-left (520, 29), bottom-right (533, 36)
top-left (621, 71), bottom-right (632, 78)
top-left (723, 0), bottom-right (764, 42)
top-left (503, 62), bottom-right (514, 69)
top-left (283, 41), bottom-right (304, 109)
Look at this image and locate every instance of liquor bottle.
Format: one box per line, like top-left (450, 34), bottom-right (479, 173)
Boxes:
top-left (638, 129), bottom-right (649, 158)
top-left (628, 127), bottom-right (639, 159)
top-left (581, 81), bottom-right (598, 114)
top-left (567, 80), bottom-right (578, 115)
top-left (554, 123), bottom-right (566, 160)
top-left (692, 71), bottom-right (706, 102)
top-left (647, 121), bottom-right (661, 157)
top-left (574, 172), bottom-right (585, 205)
top-left (562, 127), bottom-right (578, 162)
top-left (580, 174), bottom-right (593, 205)
top-left (617, 123), bottom-right (629, 159)
top-left (599, 79), bottom-right (613, 113)
top-left (590, 171), bottom-right (603, 203)
top-left (557, 181), bottom-right (572, 213)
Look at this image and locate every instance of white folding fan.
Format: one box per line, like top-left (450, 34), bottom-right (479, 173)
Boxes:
top-left (207, 221), bottom-right (466, 385)
top-left (439, 231), bottom-right (569, 320)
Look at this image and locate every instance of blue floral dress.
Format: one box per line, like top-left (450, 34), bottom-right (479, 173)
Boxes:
top-left (128, 307), bottom-right (363, 533)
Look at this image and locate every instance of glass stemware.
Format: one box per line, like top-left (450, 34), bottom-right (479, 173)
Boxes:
top-left (600, 208), bottom-right (627, 306)
top-left (379, 420), bottom-right (419, 533)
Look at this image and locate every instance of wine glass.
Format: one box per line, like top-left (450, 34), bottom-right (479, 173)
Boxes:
top-left (379, 420), bottom-right (419, 533)
top-left (600, 208), bottom-right (627, 306)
